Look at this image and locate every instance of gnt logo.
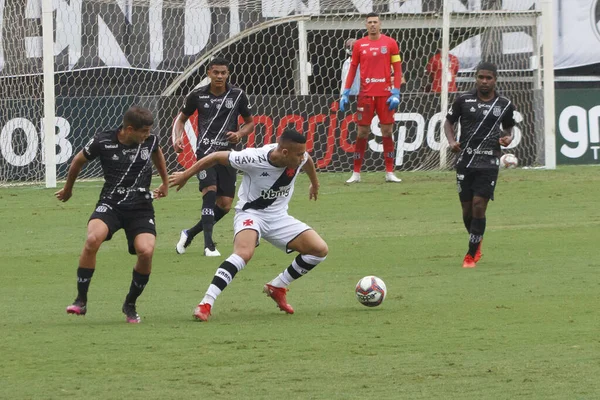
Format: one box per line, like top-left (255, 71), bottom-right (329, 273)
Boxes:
top-left (0, 117), bottom-right (73, 167)
top-left (592, 0), bottom-right (600, 41)
top-left (558, 104), bottom-right (600, 160)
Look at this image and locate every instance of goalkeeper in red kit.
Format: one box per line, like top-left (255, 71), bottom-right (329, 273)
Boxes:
top-left (340, 12), bottom-right (403, 183)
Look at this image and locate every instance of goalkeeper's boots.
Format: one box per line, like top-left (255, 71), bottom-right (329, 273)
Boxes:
top-left (462, 254), bottom-right (477, 269)
top-left (263, 284), bottom-right (294, 314)
top-left (474, 240), bottom-right (483, 263)
top-left (122, 302), bottom-right (141, 324)
top-left (193, 303), bottom-right (211, 322)
top-left (385, 172), bottom-right (402, 183)
top-left (345, 172), bottom-right (361, 184)
top-left (66, 299), bottom-right (87, 316)
top-left (176, 229), bottom-right (192, 254)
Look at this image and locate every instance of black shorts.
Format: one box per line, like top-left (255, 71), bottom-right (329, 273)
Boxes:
top-left (89, 201), bottom-right (156, 255)
top-left (197, 164), bottom-right (237, 197)
top-left (456, 167), bottom-right (499, 202)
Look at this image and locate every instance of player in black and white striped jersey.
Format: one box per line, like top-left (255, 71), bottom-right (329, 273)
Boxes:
top-left (55, 106), bottom-right (169, 323)
top-left (169, 129), bottom-right (328, 321)
top-left (172, 57), bottom-right (254, 257)
top-left (444, 62), bottom-right (516, 268)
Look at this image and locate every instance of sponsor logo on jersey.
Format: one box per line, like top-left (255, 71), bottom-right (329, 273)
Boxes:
top-left (232, 154), bottom-right (268, 164)
top-left (260, 172), bottom-right (270, 177)
top-left (198, 95), bottom-right (210, 99)
top-left (478, 103), bottom-right (490, 109)
top-left (365, 77), bottom-right (386, 84)
top-left (260, 185), bottom-right (291, 200)
top-left (360, 43), bottom-right (369, 47)
top-left (140, 148), bottom-right (150, 160)
top-left (104, 144), bottom-right (118, 149)
top-left (465, 99), bottom-right (477, 103)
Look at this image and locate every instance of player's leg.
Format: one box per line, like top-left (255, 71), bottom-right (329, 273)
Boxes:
top-left (263, 217), bottom-right (328, 314)
top-left (457, 170), bottom-right (477, 268)
top-left (121, 207), bottom-right (157, 323)
top-left (464, 169), bottom-right (496, 266)
top-left (347, 96), bottom-right (374, 183)
top-left (202, 164), bottom-right (237, 256)
top-left (376, 97), bottom-right (401, 182)
top-left (194, 212), bottom-right (262, 321)
top-left (175, 167), bottom-right (217, 254)
top-left (67, 204), bottom-right (117, 316)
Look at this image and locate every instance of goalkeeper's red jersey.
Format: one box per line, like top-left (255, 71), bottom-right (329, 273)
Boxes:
top-left (350, 34), bottom-right (400, 97)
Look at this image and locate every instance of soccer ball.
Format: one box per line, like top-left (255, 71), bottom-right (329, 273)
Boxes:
top-left (355, 276), bottom-right (387, 307)
top-left (500, 154), bottom-right (518, 169)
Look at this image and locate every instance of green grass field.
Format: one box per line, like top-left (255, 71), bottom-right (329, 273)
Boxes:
top-left (1, 167), bottom-right (599, 399)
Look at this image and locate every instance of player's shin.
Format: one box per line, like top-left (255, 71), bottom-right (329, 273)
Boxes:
top-left (269, 254), bottom-right (327, 288)
top-left (76, 267), bottom-right (95, 302)
top-left (186, 206), bottom-right (227, 240)
top-left (463, 215), bottom-right (472, 233)
top-left (201, 191), bottom-right (217, 248)
top-left (353, 138), bottom-right (367, 173)
top-left (467, 217), bottom-right (486, 257)
top-left (125, 269), bottom-right (150, 304)
top-left (382, 136), bottom-right (395, 173)
top-left (201, 254), bottom-right (246, 306)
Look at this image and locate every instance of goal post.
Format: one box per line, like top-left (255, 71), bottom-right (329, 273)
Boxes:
top-left (0, 0), bottom-right (553, 186)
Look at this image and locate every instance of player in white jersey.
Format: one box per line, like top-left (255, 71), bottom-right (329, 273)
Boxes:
top-left (169, 129), bottom-right (328, 321)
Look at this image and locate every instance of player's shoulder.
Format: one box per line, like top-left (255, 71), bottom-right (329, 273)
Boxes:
top-left (187, 85), bottom-right (210, 98)
top-left (227, 84), bottom-right (247, 95)
top-left (455, 89), bottom-right (477, 102)
top-left (94, 128), bottom-right (118, 143)
top-left (496, 93), bottom-right (513, 105)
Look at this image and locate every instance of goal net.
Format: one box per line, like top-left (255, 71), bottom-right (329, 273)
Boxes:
top-left (0, 0), bottom-right (545, 185)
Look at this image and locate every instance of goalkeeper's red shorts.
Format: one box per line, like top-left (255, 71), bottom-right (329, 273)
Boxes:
top-left (356, 95), bottom-right (395, 126)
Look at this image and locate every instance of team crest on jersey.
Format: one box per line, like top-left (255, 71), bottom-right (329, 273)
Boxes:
top-left (492, 106), bottom-right (502, 117)
top-left (140, 148), bottom-right (150, 160)
top-left (381, 46), bottom-right (388, 54)
top-left (225, 98), bottom-right (234, 109)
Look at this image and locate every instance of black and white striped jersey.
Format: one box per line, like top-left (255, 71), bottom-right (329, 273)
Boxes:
top-left (181, 83), bottom-right (252, 158)
top-left (82, 128), bottom-right (159, 206)
top-left (229, 144), bottom-right (308, 215)
top-left (446, 89), bottom-right (516, 169)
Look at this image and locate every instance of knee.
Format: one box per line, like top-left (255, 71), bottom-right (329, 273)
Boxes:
top-left (218, 202), bottom-right (232, 213)
top-left (234, 250), bottom-right (254, 264)
top-left (84, 233), bottom-right (104, 252)
top-left (136, 244), bottom-right (155, 260)
top-left (312, 241), bottom-right (329, 258)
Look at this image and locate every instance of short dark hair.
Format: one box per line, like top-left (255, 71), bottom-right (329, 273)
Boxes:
top-left (366, 12), bottom-right (379, 19)
top-left (207, 57), bottom-right (230, 70)
top-left (279, 129), bottom-right (306, 144)
top-left (476, 61), bottom-right (498, 77)
top-left (123, 106), bottom-right (154, 129)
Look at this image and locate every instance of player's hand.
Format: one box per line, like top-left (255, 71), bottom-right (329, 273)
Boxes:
top-left (448, 140), bottom-right (461, 153)
top-left (339, 89), bottom-right (351, 112)
top-left (386, 88), bottom-right (401, 110)
top-left (55, 188), bottom-right (72, 202)
top-left (309, 183), bottom-right (319, 201)
top-left (168, 171), bottom-right (188, 192)
top-left (499, 136), bottom-right (513, 147)
top-left (153, 183), bottom-right (168, 199)
top-left (226, 131), bottom-right (241, 144)
top-left (173, 136), bottom-right (184, 153)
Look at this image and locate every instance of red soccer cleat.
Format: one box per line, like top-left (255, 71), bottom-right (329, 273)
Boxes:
top-left (462, 254), bottom-right (476, 268)
top-left (193, 303), bottom-right (212, 322)
top-left (122, 303), bottom-right (141, 324)
top-left (66, 299), bottom-right (87, 316)
top-left (263, 284), bottom-right (294, 314)
top-left (474, 240), bottom-right (483, 263)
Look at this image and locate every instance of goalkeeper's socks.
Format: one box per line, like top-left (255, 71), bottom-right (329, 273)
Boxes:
top-left (76, 267), bottom-right (95, 302)
top-left (467, 217), bottom-right (486, 257)
top-left (125, 269), bottom-right (150, 304)
top-left (353, 138), bottom-right (367, 173)
top-left (382, 136), bottom-right (395, 173)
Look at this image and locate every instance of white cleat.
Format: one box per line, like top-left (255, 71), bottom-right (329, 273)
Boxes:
top-left (385, 172), bottom-right (402, 183)
top-left (204, 247), bottom-right (221, 257)
top-left (345, 172), bottom-right (361, 183)
top-left (176, 230), bottom-right (189, 254)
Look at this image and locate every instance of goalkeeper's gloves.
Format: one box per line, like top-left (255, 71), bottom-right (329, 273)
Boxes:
top-left (339, 89), bottom-right (351, 112)
top-left (386, 88), bottom-right (401, 110)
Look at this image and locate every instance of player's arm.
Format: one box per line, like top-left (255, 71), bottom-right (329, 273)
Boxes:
top-left (444, 98), bottom-right (462, 152)
top-left (226, 115), bottom-right (254, 144)
top-left (340, 44), bottom-right (360, 111)
top-left (168, 151), bottom-right (231, 191)
top-left (499, 103), bottom-right (516, 147)
top-left (55, 151), bottom-right (89, 202)
top-left (172, 112), bottom-right (190, 153)
top-left (386, 41), bottom-right (403, 110)
top-left (151, 146), bottom-right (169, 199)
top-left (302, 155), bottom-right (320, 201)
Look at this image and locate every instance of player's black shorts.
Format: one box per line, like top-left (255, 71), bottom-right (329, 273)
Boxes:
top-left (456, 167), bottom-right (499, 202)
top-left (196, 164), bottom-right (237, 197)
top-left (89, 201), bottom-right (156, 255)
